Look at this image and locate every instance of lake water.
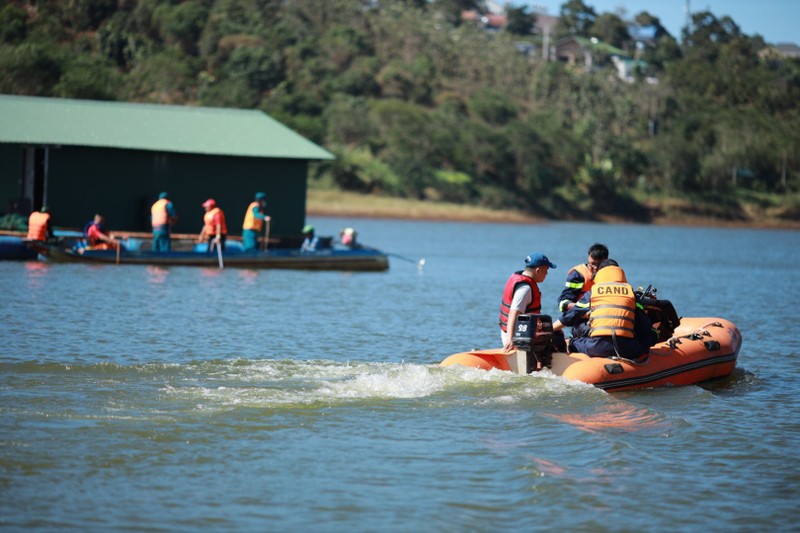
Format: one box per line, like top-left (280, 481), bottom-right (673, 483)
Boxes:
top-left (1, 217), bottom-right (798, 531)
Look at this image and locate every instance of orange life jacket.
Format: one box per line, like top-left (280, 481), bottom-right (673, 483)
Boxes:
top-left (499, 271), bottom-right (542, 332)
top-left (570, 263), bottom-right (594, 296)
top-left (151, 199), bottom-right (171, 228)
top-left (203, 207), bottom-right (227, 236)
top-left (589, 266), bottom-right (636, 339)
top-left (27, 211), bottom-right (50, 240)
top-left (242, 202), bottom-right (263, 231)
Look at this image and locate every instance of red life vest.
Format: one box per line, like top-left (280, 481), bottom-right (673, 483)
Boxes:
top-left (86, 222), bottom-right (105, 246)
top-left (27, 211), bottom-right (50, 240)
top-left (203, 207), bottom-right (227, 236)
top-left (151, 199), bottom-right (171, 228)
top-left (589, 266), bottom-right (636, 339)
top-left (499, 271), bottom-right (541, 332)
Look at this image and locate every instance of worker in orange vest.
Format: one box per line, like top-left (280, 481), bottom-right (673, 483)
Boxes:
top-left (198, 198), bottom-right (227, 252)
top-left (557, 243), bottom-right (609, 313)
top-left (241, 192), bottom-right (270, 251)
top-left (553, 260), bottom-right (657, 361)
top-left (27, 206), bottom-right (54, 241)
top-left (151, 192), bottom-right (177, 252)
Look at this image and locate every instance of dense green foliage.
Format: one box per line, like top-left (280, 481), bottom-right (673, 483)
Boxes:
top-left (2, 0), bottom-right (798, 221)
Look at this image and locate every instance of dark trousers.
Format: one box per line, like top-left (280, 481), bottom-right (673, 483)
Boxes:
top-left (569, 335), bottom-right (647, 360)
top-left (207, 235), bottom-right (226, 252)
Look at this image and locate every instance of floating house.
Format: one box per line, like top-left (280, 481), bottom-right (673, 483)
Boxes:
top-left (0, 94), bottom-right (333, 236)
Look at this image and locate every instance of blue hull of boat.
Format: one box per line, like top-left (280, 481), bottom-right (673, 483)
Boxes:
top-left (33, 243), bottom-right (390, 271)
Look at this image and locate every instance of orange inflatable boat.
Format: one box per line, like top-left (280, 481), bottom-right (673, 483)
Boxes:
top-left (440, 317), bottom-right (742, 392)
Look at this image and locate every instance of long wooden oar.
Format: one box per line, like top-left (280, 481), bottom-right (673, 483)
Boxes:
top-left (384, 251), bottom-right (426, 268)
top-left (263, 219), bottom-right (271, 251)
top-left (214, 240), bottom-right (224, 269)
top-left (363, 242), bottom-right (425, 268)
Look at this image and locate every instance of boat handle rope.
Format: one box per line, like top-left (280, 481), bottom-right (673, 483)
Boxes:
top-left (609, 331), bottom-right (650, 366)
top-left (664, 322), bottom-right (723, 351)
top-left (610, 354), bottom-right (649, 366)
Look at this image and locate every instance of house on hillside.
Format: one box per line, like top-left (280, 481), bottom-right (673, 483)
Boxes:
top-left (772, 43), bottom-right (800, 58)
top-left (759, 42), bottom-right (800, 62)
top-left (611, 56), bottom-right (651, 83)
top-left (0, 95), bottom-right (333, 238)
top-left (555, 36), bottom-right (648, 81)
top-left (461, 9), bottom-right (506, 31)
top-left (462, 7), bottom-right (558, 60)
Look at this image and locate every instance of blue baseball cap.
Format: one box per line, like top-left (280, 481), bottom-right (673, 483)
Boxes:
top-left (158, 191), bottom-right (169, 199)
top-left (525, 252), bottom-right (556, 269)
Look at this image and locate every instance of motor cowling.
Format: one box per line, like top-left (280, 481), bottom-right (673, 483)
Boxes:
top-left (638, 297), bottom-right (680, 342)
top-left (511, 314), bottom-right (554, 373)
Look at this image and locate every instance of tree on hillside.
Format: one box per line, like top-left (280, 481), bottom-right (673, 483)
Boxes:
top-left (0, 3), bottom-right (28, 44)
top-left (505, 4), bottom-right (537, 36)
top-left (591, 12), bottom-right (629, 49)
top-left (674, 11), bottom-right (756, 102)
top-left (153, 0), bottom-right (209, 56)
top-left (660, 10), bottom-right (792, 192)
top-left (634, 12), bottom-right (671, 40)
top-left (683, 10), bottom-right (741, 57)
top-left (556, 0), bottom-right (596, 38)
top-left (633, 11), bottom-right (682, 70)
top-left (0, 0), bottom-right (795, 213)
top-left (0, 42), bottom-right (64, 95)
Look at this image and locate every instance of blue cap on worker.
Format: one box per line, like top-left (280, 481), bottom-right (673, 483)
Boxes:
top-left (158, 191), bottom-right (169, 199)
top-left (255, 192), bottom-right (266, 201)
top-left (525, 252), bottom-right (556, 269)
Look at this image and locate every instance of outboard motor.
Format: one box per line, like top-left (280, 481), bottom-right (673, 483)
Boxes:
top-left (509, 314), bottom-right (554, 374)
top-left (636, 285), bottom-right (681, 342)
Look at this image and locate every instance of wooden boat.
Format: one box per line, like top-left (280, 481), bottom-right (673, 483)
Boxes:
top-left (0, 235), bottom-right (37, 260)
top-left (28, 240), bottom-right (389, 271)
top-left (440, 317), bottom-right (742, 392)
top-left (0, 230), bottom-right (84, 260)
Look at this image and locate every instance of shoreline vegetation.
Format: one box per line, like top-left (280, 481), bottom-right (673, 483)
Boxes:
top-left (307, 189), bottom-right (800, 230)
top-left (2, 2), bottom-right (798, 230)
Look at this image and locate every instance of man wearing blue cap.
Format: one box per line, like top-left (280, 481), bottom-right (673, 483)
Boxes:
top-left (151, 192), bottom-right (177, 252)
top-left (242, 192), bottom-right (271, 252)
top-left (499, 252), bottom-right (556, 352)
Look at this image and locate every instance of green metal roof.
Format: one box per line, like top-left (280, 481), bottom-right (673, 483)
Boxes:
top-left (0, 94), bottom-right (334, 160)
top-left (573, 36), bottom-right (630, 58)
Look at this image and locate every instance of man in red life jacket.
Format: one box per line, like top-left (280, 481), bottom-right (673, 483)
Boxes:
top-left (499, 252), bottom-right (556, 352)
top-left (198, 198), bottom-right (227, 251)
top-left (557, 243), bottom-right (609, 313)
top-left (26, 206), bottom-right (54, 241)
top-left (84, 214), bottom-right (118, 250)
